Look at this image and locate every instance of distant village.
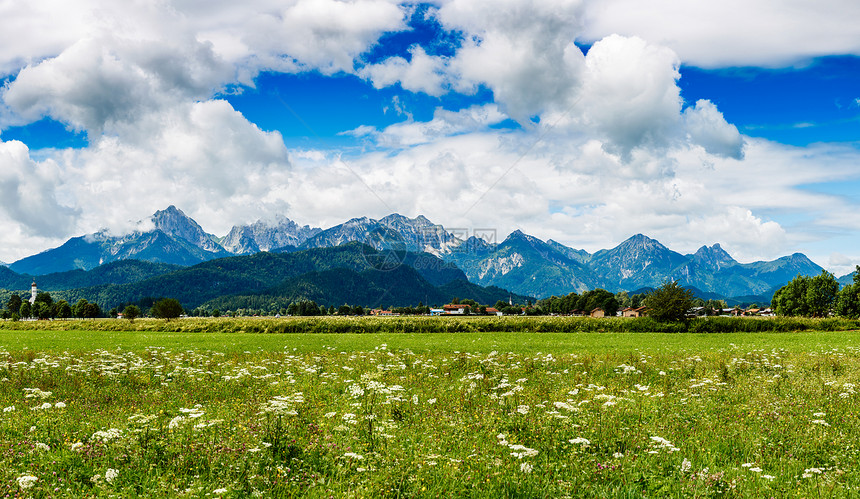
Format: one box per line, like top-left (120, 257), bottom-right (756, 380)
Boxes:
top-left (370, 304), bottom-right (774, 318)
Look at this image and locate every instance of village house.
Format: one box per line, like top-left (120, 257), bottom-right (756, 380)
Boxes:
top-left (369, 309), bottom-right (397, 316)
top-left (590, 308), bottom-right (605, 318)
top-left (442, 304), bottom-right (471, 315)
top-left (485, 307), bottom-right (503, 317)
top-left (622, 306), bottom-right (647, 318)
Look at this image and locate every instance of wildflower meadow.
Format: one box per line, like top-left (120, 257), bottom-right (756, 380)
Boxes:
top-left (1, 323), bottom-right (860, 497)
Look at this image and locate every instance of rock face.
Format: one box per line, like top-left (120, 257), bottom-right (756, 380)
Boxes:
top-left (299, 214), bottom-right (463, 255)
top-left (152, 206), bottom-right (222, 253)
top-left (220, 217), bottom-right (321, 254)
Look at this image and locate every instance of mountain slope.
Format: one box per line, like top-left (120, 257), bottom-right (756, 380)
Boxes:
top-left (10, 206), bottom-right (229, 275)
top-left (0, 260), bottom-right (182, 292)
top-left (588, 234), bottom-right (689, 290)
top-left (220, 216), bottom-right (321, 254)
top-left (452, 230), bottom-right (596, 297)
top-left (61, 242), bottom-right (520, 311)
top-left (299, 214), bottom-right (463, 255)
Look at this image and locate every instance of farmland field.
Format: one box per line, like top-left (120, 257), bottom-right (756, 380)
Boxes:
top-left (2, 322), bottom-right (860, 497)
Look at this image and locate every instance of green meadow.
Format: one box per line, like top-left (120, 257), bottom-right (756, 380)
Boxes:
top-left (2, 319), bottom-right (860, 497)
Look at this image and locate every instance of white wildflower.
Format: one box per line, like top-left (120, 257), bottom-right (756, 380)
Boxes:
top-left (343, 452), bottom-right (364, 460)
top-left (35, 442), bottom-right (50, 451)
top-left (568, 437), bottom-right (591, 446)
top-left (17, 475), bottom-right (38, 489)
top-left (213, 488), bottom-right (228, 494)
top-left (105, 468), bottom-right (119, 483)
top-left (509, 444), bottom-right (538, 459)
top-left (168, 416), bottom-right (186, 429)
top-left (681, 458), bottom-right (692, 473)
top-left (91, 428), bottom-right (122, 442)
top-left (520, 462), bottom-right (533, 473)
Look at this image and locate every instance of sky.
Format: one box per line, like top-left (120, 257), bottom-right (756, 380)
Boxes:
top-left (1, 0), bottom-right (859, 274)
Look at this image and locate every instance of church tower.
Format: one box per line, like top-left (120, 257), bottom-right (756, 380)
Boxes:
top-left (29, 281), bottom-right (37, 305)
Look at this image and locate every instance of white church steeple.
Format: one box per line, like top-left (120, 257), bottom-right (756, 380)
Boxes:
top-left (29, 281), bottom-right (37, 305)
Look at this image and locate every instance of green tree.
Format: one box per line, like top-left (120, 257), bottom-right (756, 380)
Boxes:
top-left (836, 265), bottom-right (860, 318)
top-left (150, 298), bottom-right (183, 321)
top-left (773, 271), bottom-right (839, 317)
top-left (615, 290), bottom-right (631, 308)
top-left (577, 289), bottom-right (619, 317)
top-left (123, 305), bottom-right (141, 322)
top-left (6, 294), bottom-right (21, 315)
top-left (34, 292), bottom-right (53, 309)
top-left (73, 299), bottom-right (89, 318)
top-left (19, 301), bottom-right (31, 318)
top-left (33, 302), bottom-right (52, 320)
top-left (55, 300), bottom-right (72, 319)
top-left (643, 280), bottom-right (694, 322)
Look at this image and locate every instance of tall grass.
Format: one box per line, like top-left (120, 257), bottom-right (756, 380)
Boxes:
top-left (3, 315), bottom-right (860, 335)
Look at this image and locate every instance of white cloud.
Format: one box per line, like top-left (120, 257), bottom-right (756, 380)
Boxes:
top-left (579, 0), bottom-right (860, 68)
top-left (360, 45), bottom-right (448, 96)
top-left (577, 34), bottom-right (682, 159)
top-left (358, 104), bottom-right (508, 148)
top-left (4, 35), bottom-right (230, 136)
top-left (439, 0), bottom-right (586, 122)
top-left (0, 140), bottom-right (77, 240)
top-left (683, 100), bottom-right (745, 159)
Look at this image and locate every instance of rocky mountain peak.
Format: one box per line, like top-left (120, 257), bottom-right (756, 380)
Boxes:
top-left (692, 243), bottom-right (737, 269)
top-left (150, 206), bottom-right (221, 252)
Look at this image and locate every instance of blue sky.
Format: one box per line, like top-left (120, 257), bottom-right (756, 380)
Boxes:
top-left (0, 0), bottom-right (859, 274)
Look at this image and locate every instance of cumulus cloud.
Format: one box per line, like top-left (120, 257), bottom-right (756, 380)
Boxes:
top-left (58, 99), bottom-right (292, 237)
top-left (359, 45), bottom-right (448, 96)
top-left (683, 100), bottom-right (745, 159)
top-left (4, 35), bottom-right (230, 136)
top-left (577, 34), bottom-right (682, 159)
top-left (360, 6), bottom-right (740, 163)
top-left (579, 0), bottom-right (860, 68)
top-left (439, 0), bottom-right (586, 122)
top-left (0, 140), bottom-right (77, 238)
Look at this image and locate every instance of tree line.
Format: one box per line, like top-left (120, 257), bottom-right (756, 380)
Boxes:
top-left (2, 292), bottom-right (101, 321)
top-left (772, 267), bottom-right (860, 318)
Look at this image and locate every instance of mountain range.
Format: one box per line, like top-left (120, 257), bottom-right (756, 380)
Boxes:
top-left (6, 206), bottom-right (833, 302)
top-left (0, 244), bottom-right (532, 312)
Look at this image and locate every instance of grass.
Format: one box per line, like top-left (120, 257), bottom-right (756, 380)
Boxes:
top-left (2, 322), bottom-right (860, 496)
top-left (3, 327), bottom-right (860, 355)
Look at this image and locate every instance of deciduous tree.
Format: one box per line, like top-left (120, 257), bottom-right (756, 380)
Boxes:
top-left (150, 298), bottom-right (183, 321)
top-left (643, 281), bottom-right (694, 322)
